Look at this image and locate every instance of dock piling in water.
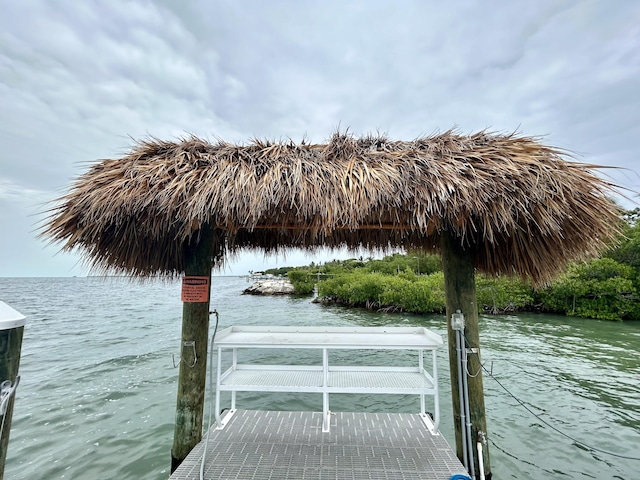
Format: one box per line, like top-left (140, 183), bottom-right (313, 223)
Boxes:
top-left (0, 302), bottom-right (25, 480)
top-left (170, 227), bottom-right (214, 473)
top-left (442, 231), bottom-right (492, 478)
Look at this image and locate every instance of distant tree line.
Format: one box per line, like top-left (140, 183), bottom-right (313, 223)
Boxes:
top-left (264, 208), bottom-right (640, 321)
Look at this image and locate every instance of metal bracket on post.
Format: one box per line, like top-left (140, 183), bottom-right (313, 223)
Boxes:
top-left (0, 377), bottom-right (19, 416)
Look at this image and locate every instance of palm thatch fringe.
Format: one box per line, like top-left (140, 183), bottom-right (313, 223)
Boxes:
top-left (41, 130), bottom-right (623, 285)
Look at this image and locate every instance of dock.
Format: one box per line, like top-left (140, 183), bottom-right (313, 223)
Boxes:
top-left (170, 409), bottom-right (467, 479)
top-left (171, 326), bottom-right (468, 479)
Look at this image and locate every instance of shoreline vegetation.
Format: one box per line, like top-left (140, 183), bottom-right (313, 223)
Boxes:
top-left (265, 209), bottom-right (640, 321)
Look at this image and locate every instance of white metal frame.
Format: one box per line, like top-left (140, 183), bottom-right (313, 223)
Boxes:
top-left (213, 326), bottom-right (443, 433)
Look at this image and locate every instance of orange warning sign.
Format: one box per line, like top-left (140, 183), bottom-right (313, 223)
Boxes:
top-left (181, 276), bottom-right (210, 303)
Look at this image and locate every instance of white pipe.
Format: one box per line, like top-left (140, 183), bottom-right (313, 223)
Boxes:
top-left (456, 328), bottom-right (469, 474)
top-left (432, 349), bottom-right (440, 432)
top-left (200, 310), bottom-right (219, 480)
top-left (461, 337), bottom-right (475, 479)
top-left (477, 441), bottom-right (485, 480)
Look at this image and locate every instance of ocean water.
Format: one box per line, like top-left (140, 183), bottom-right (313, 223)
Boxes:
top-left (0, 276), bottom-right (638, 479)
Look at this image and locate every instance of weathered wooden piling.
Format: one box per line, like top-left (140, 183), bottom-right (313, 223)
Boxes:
top-left (0, 302), bottom-right (25, 480)
top-left (441, 231), bottom-right (491, 478)
top-left (170, 227), bottom-right (214, 473)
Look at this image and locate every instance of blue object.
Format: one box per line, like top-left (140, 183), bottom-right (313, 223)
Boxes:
top-left (449, 475), bottom-right (472, 480)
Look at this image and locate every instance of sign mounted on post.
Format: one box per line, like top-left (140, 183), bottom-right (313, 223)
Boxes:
top-left (181, 276), bottom-right (210, 303)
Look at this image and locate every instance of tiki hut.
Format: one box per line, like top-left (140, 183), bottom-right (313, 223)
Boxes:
top-left (43, 130), bottom-right (622, 284)
top-left (41, 130), bottom-right (623, 475)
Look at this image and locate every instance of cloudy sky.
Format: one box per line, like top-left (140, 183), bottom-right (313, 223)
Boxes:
top-left (1, 0), bottom-right (638, 277)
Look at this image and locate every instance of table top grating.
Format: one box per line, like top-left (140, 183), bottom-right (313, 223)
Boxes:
top-left (214, 326), bottom-right (443, 349)
top-left (170, 410), bottom-right (467, 480)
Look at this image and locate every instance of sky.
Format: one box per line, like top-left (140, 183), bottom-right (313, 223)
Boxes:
top-left (1, 0), bottom-right (639, 277)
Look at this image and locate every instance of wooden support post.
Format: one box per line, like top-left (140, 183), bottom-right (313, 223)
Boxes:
top-left (0, 303), bottom-right (25, 480)
top-left (170, 227), bottom-right (214, 473)
top-left (441, 231), bottom-right (491, 479)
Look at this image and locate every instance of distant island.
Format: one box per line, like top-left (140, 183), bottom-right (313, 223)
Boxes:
top-left (262, 208), bottom-right (640, 321)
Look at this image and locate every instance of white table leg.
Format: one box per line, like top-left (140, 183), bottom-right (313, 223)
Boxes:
top-left (322, 348), bottom-right (330, 432)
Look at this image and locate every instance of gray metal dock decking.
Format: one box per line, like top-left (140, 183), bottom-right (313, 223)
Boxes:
top-left (170, 409), bottom-right (467, 480)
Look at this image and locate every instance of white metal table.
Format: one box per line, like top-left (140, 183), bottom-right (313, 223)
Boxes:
top-left (213, 326), bottom-right (444, 433)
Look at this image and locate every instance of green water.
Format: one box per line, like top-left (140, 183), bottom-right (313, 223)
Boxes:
top-left (0, 277), bottom-right (638, 479)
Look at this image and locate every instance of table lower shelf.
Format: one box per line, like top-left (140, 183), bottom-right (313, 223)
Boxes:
top-left (218, 367), bottom-right (436, 394)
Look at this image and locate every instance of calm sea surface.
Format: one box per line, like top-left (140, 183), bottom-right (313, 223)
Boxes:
top-left (0, 277), bottom-right (638, 479)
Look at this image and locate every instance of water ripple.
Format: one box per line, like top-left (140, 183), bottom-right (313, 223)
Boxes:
top-left (1, 277), bottom-right (637, 480)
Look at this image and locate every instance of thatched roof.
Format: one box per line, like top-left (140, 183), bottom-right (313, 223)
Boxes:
top-left (42, 131), bottom-right (623, 284)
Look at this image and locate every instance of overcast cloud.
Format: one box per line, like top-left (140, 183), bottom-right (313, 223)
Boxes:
top-left (1, 0), bottom-right (638, 277)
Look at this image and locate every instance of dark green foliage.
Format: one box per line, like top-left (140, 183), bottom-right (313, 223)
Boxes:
top-left (287, 269), bottom-right (315, 295)
top-left (276, 221), bottom-right (640, 320)
top-left (320, 269), bottom-right (536, 315)
top-left (317, 259), bottom-right (365, 274)
top-left (263, 266), bottom-right (295, 276)
top-left (379, 272), bottom-right (446, 313)
top-left (319, 271), bottom-right (386, 305)
top-left (362, 252), bottom-right (441, 276)
top-left (476, 275), bottom-right (535, 314)
top-left (605, 218), bottom-right (640, 289)
top-left (318, 270), bottom-right (446, 313)
top-left (537, 258), bottom-right (639, 321)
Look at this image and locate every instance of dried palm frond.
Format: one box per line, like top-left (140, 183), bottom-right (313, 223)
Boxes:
top-left (41, 130), bottom-right (623, 285)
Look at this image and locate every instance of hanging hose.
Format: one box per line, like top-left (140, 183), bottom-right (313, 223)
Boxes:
top-left (0, 377), bottom-right (20, 440)
top-left (199, 310), bottom-right (219, 480)
top-left (477, 441), bottom-right (485, 480)
top-left (477, 431), bottom-right (487, 480)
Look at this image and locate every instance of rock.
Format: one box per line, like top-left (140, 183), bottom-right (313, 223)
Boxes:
top-left (243, 278), bottom-right (296, 295)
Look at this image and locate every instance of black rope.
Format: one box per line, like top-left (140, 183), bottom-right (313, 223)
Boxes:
top-left (463, 333), bottom-right (640, 461)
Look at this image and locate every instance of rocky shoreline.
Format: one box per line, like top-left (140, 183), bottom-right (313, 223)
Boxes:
top-left (242, 278), bottom-right (296, 295)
